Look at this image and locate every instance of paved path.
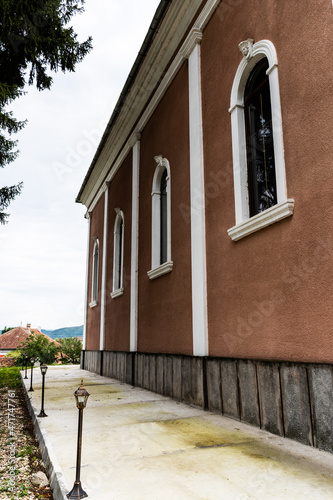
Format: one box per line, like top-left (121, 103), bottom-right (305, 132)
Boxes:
top-left (22, 365), bottom-right (333, 500)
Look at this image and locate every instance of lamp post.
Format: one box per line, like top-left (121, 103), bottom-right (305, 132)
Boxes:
top-left (28, 357), bottom-right (35, 392)
top-left (67, 380), bottom-right (90, 499)
top-left (24, 355), bottom-right (28, 379)
top-left (37, 364), bottom-right (48, 417)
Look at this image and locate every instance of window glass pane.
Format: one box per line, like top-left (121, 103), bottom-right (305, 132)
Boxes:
top-left (92, 243), bottom-right (98, 301)
top-left (245, 59), bottom-right (277, 216)
top-left (160, 169), bottom-right (168, 264)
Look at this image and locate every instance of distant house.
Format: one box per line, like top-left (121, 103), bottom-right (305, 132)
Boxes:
top-left (0, 324), bottom-right (56, 357)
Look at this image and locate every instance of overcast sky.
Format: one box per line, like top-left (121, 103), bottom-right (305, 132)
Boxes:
top-left (0, 0), bottom-right (160, 331)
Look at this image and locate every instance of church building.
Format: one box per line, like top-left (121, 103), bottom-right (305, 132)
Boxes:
top-left (77, 0), bottom-right (333, 453)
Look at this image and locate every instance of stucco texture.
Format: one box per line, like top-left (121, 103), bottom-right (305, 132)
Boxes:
top-left (201, 0), bottom-right (333, 362)
top-left (104, 152), bottom-right (132, 352)
top-left (138, 61), bottom-right (193, 355)
top-left (86, 196), bottom-right (104, 350)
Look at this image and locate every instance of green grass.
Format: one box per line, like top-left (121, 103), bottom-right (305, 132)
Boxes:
top-left (0, 366), bottom-right (21, 389)
top-left (17, 445), bottom-right (34, 457)
top-left (17, 483), bottom-right (28, 497)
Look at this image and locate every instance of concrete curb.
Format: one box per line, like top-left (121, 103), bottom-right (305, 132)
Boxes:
top-left (21, 373), bottom-right (69, 500)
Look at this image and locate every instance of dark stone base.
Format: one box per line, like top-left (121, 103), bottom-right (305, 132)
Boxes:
top-left (81, 351), bottom-right (333, 454)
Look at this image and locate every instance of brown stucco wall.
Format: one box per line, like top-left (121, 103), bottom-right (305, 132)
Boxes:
top-left (104, 153), bottom-right (132, 351)
top-left (138, 61), bottom-right (193, 354)
top-left (202, 0), bottom-right (333, 362)
top-left (85, 196), bottom-right (104, 351)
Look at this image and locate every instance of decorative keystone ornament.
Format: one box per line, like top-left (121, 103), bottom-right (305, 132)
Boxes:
top-left (238, 38), bottom-right (254, 60)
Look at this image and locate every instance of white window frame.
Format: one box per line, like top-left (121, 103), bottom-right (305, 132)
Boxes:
top-left (111, 208), bottom-right (124, 298)
top-left (228, 39), bottom-right (294, 241)
top-left (89, 237), bottom-right (99, 308)
top-left (147, 155), bottom-right (173, 280)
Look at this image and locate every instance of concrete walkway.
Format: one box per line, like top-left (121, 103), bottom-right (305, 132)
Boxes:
top-left (22, 365), bottom-right (333, 500)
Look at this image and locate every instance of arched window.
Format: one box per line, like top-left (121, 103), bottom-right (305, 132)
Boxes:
top-left (147, 156), bottom-right (173, 279)
top-left (90, 237), bottom-right (99, 307)
top-left (111, 209), bottom-right (124, 298)
top-left (228, 39), bottom-right (294, 241)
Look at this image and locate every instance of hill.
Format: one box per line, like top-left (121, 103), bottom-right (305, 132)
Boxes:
top-left (41, 325), bottom-right (83, 340)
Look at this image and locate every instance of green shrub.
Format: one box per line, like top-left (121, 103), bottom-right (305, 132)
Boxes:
top-left (0, 366), bottom-right (21, 388)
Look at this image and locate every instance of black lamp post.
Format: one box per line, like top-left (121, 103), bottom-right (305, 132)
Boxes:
top-left (28, 357), bottom-right (35, 392)
top-left (24, 355), bottom-right (28, 379)
top-left (37, 364), bottom-right (48, 417)
top-left (67, 380), bottom-right (90, 499)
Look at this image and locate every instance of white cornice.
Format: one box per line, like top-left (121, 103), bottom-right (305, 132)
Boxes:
top-left (82, 0), bottom-right (227, 211)
top-left (194, 0), bottom-right (221, 30)
top-left (88, 181), bottom-right (108, 213)
top-left (86, 24), bottom-right (203, 212)
top-left (128, 131), bottom-right (141, 148)
top-left (82, 0), bottom-right (202, 209)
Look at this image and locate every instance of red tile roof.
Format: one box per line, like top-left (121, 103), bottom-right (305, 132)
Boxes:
top-left (0, 327), bottom-right (58, 350)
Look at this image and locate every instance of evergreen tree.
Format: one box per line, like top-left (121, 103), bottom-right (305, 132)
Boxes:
top-left (0, 0), bottom-right (92, 223)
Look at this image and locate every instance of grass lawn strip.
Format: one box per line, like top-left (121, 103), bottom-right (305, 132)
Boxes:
top-left (0, 367), bottom-right (53, 499)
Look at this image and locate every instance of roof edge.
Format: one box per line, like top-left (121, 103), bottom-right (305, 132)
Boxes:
top-left (76, 0), bottom-right (172, 204)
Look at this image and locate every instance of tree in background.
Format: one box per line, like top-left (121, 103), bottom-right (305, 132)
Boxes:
top-left (1, 326), bottom-right (14, 334)
top-left (20, 332), bottom-right (59, 364)
top-left (0, 0), bottom-right (92, 223)
top-left (57, 337), bottom-right (82, 364)
top-left (4, 348), bottom-right (24, 366)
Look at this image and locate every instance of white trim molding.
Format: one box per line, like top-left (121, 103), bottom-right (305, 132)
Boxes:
top-left (82, 0), bottom-right (222, 212)
top-left (194, 0), bottom-right (221, 31)
top-left (149, 155), bottom-right (172, 274)
top-left (147, 260), bottom-right (173, 280)
top-left (112, 208), bottom-right (125, 295)
top-left (91, 237), bottom-right (99, 305)
top-left (228, 39), bottom-right (293, 238)
top-left (111, 287), bottom-right (124, 299)
top-left (99, 185), bottom-right (109, 350)
top-left (228, 199), bottom-right (295, 241)
top-left (187, 36), bottom-right (208, 357)
top-left (83, 213), bottom-right (91, 350)
top-left (81, 0), bottom-right (203, 210)
top-left (180, 28), bottom-right (202, 59)
top-left (130, 136), bottom-right (140, 351)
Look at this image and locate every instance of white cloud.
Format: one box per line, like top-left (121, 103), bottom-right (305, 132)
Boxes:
top-left (0, 0), bottom-right (160, 330)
